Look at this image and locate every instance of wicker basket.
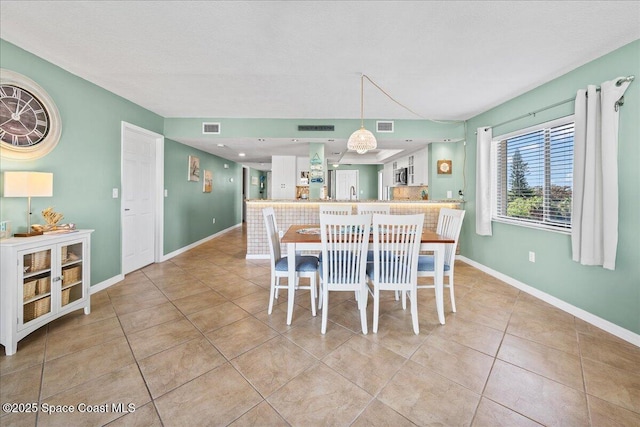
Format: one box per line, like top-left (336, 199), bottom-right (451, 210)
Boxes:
top-left (37, 277), bottom-right (51, 294)
top-left (62, 266), bottom-right (81, 285)
top-left (28, 250), bottom-right (50, 272)
top-left (23, 279), bottom-right (37, 301)
top-left (23, 296), bottom-right (51, 323)
top-left (61, 288), bottom-right (71, 306)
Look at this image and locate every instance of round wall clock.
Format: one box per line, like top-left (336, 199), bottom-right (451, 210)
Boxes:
top-left (0, 69), bottom-right (62, 160)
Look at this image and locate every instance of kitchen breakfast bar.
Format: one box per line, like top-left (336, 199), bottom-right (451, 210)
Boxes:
top-left (245, 199), bottom-right (464, 258)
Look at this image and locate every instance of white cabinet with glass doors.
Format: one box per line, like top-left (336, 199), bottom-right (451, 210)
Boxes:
top-left (0, 230), bottom-right (93, 355)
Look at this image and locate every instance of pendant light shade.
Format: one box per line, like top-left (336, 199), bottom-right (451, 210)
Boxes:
top-left (347, 127), bottom-right (377, 154)
top-left (347, 74), bottom-right (377, 154)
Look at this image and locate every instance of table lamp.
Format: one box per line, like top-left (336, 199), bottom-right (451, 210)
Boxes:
top-left (3, 171), bottom-right (53, 237)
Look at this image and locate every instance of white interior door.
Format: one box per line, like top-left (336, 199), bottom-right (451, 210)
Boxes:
top-left (335, 170), bottom-right (359, 200)
top-left (122, 124), bottom-right (160, 274)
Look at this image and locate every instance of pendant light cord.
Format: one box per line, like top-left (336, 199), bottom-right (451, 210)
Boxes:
top-left (362, 74), bottom-right (462, 125)
top-left (360, 74), bottom-right (365, 128)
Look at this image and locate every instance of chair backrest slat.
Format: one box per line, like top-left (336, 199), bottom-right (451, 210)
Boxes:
top-left (356, 204), bottom-right (391, 216)
top-left (320, 213), bottom-right (370, 285)
top-left (262, 207), bottom-right (281, 267)
top-left (319, 204), bottom-right (352, 215)
top-left (372, 213), bottom-right (424, 286)
top-left (436, 208), bottom-right (466, 265)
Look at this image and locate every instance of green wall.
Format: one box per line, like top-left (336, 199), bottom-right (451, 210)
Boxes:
top-left (462, 40), bottom-right (640, 334)
top-left (163, 140), bottom-right (242, 254)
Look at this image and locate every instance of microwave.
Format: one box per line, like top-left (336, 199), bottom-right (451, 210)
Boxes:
top-left (394, 167), bottom-right (408, 185)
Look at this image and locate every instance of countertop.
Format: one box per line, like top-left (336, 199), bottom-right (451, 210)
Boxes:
top-left (246, 199), bottom-right (465, 203)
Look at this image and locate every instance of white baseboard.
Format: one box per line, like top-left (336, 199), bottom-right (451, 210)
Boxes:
top-left (457, 255), bottom-right (639, 347)
top-left (246, 254), bottom-right (270, 260)
top-left (90, 274), bottom-right (124, 294)
top-left (161, 223), bottom-right (242, 262)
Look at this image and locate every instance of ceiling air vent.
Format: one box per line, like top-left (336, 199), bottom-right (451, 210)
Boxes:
top-left (202, 122), bottom-right (221, 134)
top-left (377, 121), bottom-right (394, 133)
top-left (297, 125), bottom-right (335, 131)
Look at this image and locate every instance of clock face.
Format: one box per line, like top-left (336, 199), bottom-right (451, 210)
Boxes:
top-left (0, 84), bottom-right (50, 147)
top-left (0, 69), bottom-right (61, 160)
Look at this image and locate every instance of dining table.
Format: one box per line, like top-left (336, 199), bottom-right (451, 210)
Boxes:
top-left (280, 224), bottom-right (455, 326)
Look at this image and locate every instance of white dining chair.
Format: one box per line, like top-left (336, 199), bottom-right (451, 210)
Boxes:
top-left (415, 208), bottom-right (466, 312)
top-left (318, 213), bottom-right (371, 334)
top-left (319, 204), bottom-right (352, 215)
top-left (262, 207), bottom-right (319, 317)
top-left (356, 204), bottom-right (391, 216)
top-left (367, 213), bottom-right (424, 334)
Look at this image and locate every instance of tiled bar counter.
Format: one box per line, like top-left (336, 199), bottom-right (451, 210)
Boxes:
top-left (246, 199), bottom-right (464, 258)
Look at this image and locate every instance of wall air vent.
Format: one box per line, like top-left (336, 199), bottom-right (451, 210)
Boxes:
top-left (377, 121), bottom-right (394, 133)
top-left (297, 125), bottom-right (335, 131)
top-left (202, 122), bottom-right (221, 134)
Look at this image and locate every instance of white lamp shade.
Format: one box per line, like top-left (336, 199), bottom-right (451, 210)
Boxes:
top-left (347, 127), bottom-right (377, 154)
top-left (3, 172), bottom-right (53, 197)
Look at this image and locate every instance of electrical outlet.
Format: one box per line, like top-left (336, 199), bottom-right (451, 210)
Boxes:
top-left (529, 251), bottom-right (536, 262)
top-left (212, 218), bottom-right (216, 224)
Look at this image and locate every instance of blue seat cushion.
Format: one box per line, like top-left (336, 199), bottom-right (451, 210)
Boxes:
top-left (275, 255), bottom-right (319, 272)
top-left (366, 262), bottom-right (415, 282)
top-left (417, 255), bottom-right (450, 272)
top-left (366, 250), bottom-right (397, 263)
top-left (318, 258), bottom-right (363, 280)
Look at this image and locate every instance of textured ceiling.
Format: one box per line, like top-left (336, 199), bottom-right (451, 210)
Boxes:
top-left (1, 1), bottom-right (638, 167)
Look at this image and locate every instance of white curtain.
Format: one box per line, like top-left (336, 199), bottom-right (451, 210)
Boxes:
top-left (476, 127), bottom-right (493, 236)
top-left (572, 77), bottom-right (631, 270)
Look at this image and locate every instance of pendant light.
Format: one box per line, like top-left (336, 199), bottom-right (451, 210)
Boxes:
top-left (347, 74), bottom-right (377, 154)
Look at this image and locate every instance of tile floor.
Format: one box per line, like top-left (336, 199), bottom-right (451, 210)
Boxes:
top-left (1, 225), bottom-right (639, 426)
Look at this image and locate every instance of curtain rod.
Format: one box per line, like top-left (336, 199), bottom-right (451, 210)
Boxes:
top-left (483, 75), bottom-right (635, 132)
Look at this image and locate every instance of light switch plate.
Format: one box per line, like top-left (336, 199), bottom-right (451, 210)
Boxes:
top-left (112, 188), bottom-right (119, 198)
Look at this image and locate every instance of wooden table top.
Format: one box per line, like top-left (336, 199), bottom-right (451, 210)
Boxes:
top-left (281, 224), bottom-right (455, 244)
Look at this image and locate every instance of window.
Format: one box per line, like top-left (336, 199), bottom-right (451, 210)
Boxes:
top-left (493, 116), bottom-right (574, 232)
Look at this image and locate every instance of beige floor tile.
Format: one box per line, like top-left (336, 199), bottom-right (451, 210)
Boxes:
top-left (106, 279), bottom-right (157, 299)
top-left (452, 297), bottom-right (512, 331)
top-left (267, 363), bottom-right (372, 426)
top-left (127, 318), bottom-right (202, 360)
top-left (587, 395), bottom-right (640, 427)
top-left (228, 401), bottom-right (288, 426)
top-left (156, 278), bottom-right (212, 300)
top-left (484, 360), bottom-right (589, 426)
top-left (430, 316), bottom-right (504, 357)
top-left (154, 363), bottom-right (262, 426)
top-left (0, 362), bottom-right (42, 405)
top-left (506, 311), bottom-right (579, 355)
top-left (109, 288), bottom-right (169, 316)
top-left (232, 289), bottom-right (274, 314)
top-left (41, 336), bottom-right (135, 399)
top-left (324, 299), bottom-right (370, 334)
top-left (364, 313), bottom-right (430, 358)
top-left (46, 300), bottom-right (117, 335)
top-left (253, 302), bottom-right (313, 333)
top-left (209, 278), bottom-right (265, 301)
top-left (378, 360), bottom-right (480, 426)
top-left (411, 334), bottom-right (494, 393)
top-left (324, 335), bottom-right (407, 395)
top-left (579, 332), bottom-right (640, 373)
top-left (106, 402), bottom-right (163, 427)
top-left (139, 337), bottom-right (226, 398)
top-left (205, 316), bottom-right (279, 359)
top-left (171, 289), bottom-right (228, 315)
top-left (497, 333), bottom-right (584, 390)
top-left (232, 336), bottom-right (317, 396)
top-left (45, 316), bottom-right (125, 361)
top-left (284, 316), bottom-right (354, 359)
top-left (187, 301), bottom-right (250, 333)
top-left (582, 357), bottom-right (640, 413)
top-left (351, 399), bottom-right (417, 427)
top-left (0, 411), bottom-right (37, 427)
top-left (118, 301), bottom-right (184, 334)
top-left (39, 364), bottom-right (150, 427)
top-left (472, 398), bottom-right (542, 426)
top-left (0, 328), bottom-right (46, 375)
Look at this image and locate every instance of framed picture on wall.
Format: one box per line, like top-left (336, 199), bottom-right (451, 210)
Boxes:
top-left (188, 155), bottom-right (200, 181)
top-left (437, 159), bottom-right (452, 174)
top-left (251, 176), bottom-right (258, 186)
top-left (203, 170), bottom-right (212, 193)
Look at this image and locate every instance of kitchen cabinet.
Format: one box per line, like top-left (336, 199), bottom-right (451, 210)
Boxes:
top-left (410, 148), bottom-right (429, 186)
top-left (271, 155), bottom-right (296, 199)
top-left (0, 230), bottom-right (93, 355)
